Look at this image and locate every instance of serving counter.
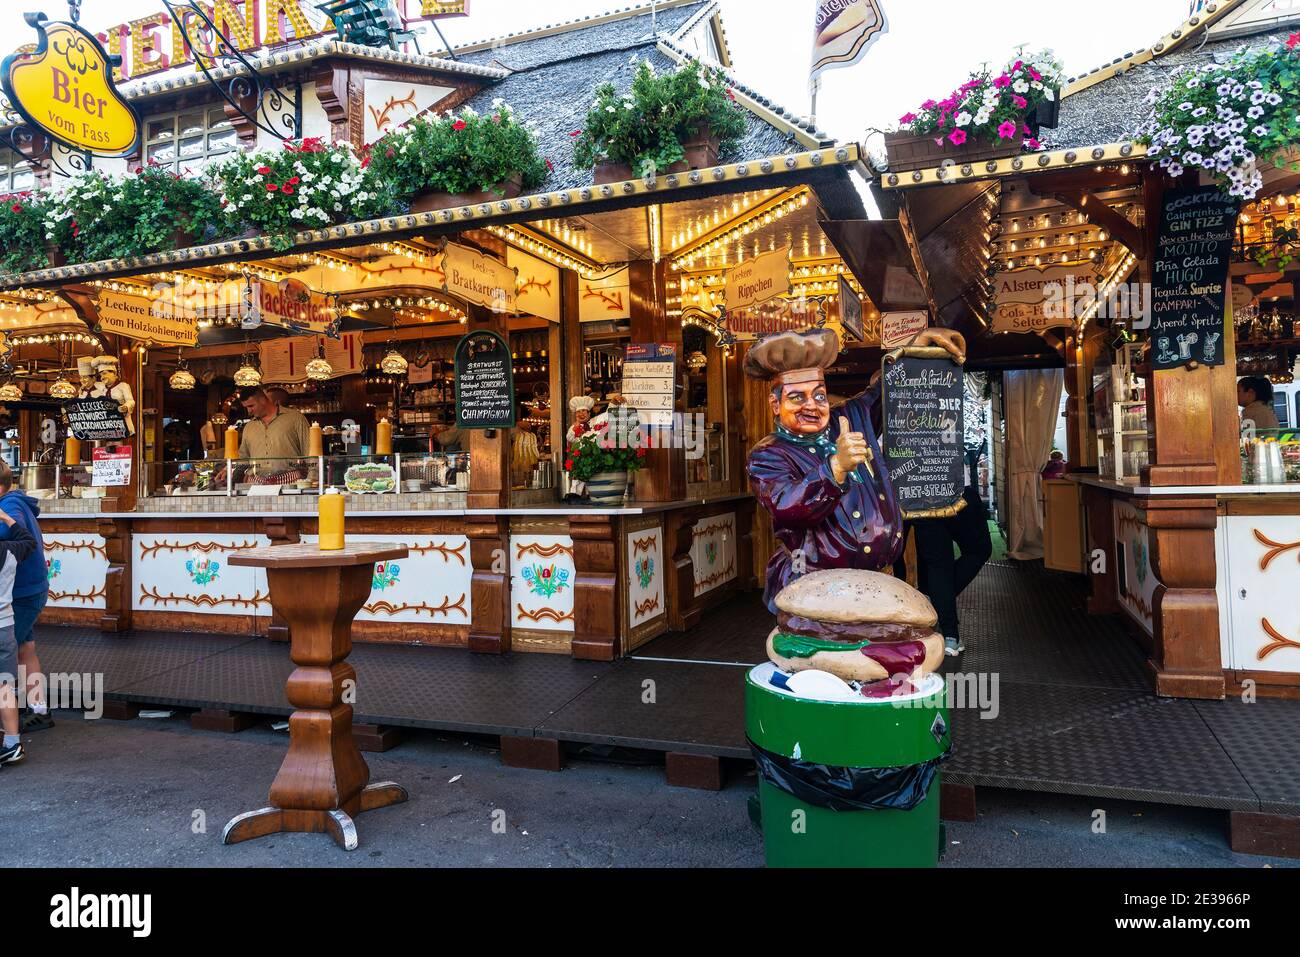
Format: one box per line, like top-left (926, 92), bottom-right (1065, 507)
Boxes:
top-left (1068, 474), bottom-right (1300, 698)
top-left (34, 486), bottom-right (756, 662)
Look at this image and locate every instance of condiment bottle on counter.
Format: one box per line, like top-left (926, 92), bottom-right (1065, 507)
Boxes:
top-left (318, 487), bottom-right (345, 550)
top-left (308, 421), bottom-right (323, 457)
top-left (224, 424), bottom-right (240, 460)
top-left (65, 435), bottom-right (81, 466)
top-left (376, 417), bottom-right (393, 456)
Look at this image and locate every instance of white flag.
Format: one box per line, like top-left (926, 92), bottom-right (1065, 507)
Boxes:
top-left (809, 0), bottom-right (888, 93)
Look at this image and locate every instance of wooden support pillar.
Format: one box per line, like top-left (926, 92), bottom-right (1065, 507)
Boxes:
top-left (98, 517), bottom-right (132, 633)
top-left (665, 508), bottom-right (699, 631)
top-left (1081, 484), bottom-right (1119, 615)
top-left (1146, 496), bottom-right (1224, 699)
top-left (263, 516), bottom-right (300, 642)
top-left (467, 515), bottom-right (510, 655)
top-left (570, 514), bottom-right (619, 660)
top-left (466, 300), bottom-right (513, 511)
top-left (629, 259), bottom-right (685, 502)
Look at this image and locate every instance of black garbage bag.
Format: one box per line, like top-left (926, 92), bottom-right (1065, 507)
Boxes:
top-left (749, 738), bottom-right (951, 812)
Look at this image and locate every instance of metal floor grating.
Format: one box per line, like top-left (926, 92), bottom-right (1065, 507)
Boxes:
top-left (31, 558), bottom-right (1300, 814)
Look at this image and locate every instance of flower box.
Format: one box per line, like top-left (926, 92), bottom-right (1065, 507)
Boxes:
top-left (408, 173), bottom-right (524, 213)
top-left (593, 123), bottom-right (722, 183)
top-left (884, 130), bottom-right (1023, 173)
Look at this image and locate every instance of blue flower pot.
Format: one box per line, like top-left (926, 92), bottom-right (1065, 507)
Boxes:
top-left (587, 470), bottom-right (629, 505)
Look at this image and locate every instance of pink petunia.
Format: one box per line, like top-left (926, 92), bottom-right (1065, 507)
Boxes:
top-left (921, 98), bottom-right (937, 110)
top-left (1011, 94), bottom-right (1027, 109)
top-left (1024, 137), bottom-right (1042, 149)
top-left (993, 74), bottom-right (1011, 89)
top-left (948, 129), bottom-right (967, 145)
top-left (997, 120), bottom-right (1018, 139)
top-left (1029, 67), bottom-right (1042, 81)
top-left (899, 111), bottom-right (917, 124)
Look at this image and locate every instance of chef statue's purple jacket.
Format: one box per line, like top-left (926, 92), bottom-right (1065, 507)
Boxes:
top-left (744, 328), bottom-right (903, 612)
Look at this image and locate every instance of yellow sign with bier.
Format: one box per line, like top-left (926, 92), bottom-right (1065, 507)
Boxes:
top-left (2, 15), bottom-right (140, 158)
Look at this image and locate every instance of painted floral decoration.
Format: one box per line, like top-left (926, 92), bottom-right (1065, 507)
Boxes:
top-left (635, 556), bottom-right (654, 589)
top-left (522, 563), bottom-right (570, 599)
top-left (372, 561), bottom-right (401, 591)
top-left (186, 556), bottom-right (220, 586)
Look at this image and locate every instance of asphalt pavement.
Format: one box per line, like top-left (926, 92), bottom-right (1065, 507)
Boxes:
top-left (0, 712), bottom-right (1292, 868)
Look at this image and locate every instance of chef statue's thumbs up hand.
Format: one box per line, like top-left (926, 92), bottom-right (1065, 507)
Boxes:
top-left (831, 415), bottom-right (869, 485)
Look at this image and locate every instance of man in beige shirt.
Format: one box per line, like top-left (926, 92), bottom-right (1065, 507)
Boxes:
top-left (238, 387), bottom-right (312, 459)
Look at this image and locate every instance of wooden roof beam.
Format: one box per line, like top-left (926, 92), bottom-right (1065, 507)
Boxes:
top-left (1039, 190), bottom-right (1144, 258)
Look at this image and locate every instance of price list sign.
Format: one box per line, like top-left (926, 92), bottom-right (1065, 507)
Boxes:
top-left (622, 343), bottom-right (676, 426)
top-left (1150, 185), bottom-right (1238, 370)
top-left (454, 330), bottom-right (516, 430)
top-left (880, 347), bottom-right (966, 519)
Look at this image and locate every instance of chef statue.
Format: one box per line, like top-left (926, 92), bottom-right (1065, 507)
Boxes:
top-left (84, 355), bottom-right (137, 438)
top-left (744, 326), bottom-right (964, 612)
top-left (566, 394), bottom-right (595, 446)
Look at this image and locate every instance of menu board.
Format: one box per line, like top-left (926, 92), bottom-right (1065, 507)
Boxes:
top-left (839, 276), bottom-right (864, 342)
top-left (454, 330), bottom-right (515, 430)
top-left (880, 348), bottom-right (966, 519)
top-left (622, 343), bottom-right (677, 426)
top-left (1150, 185), bottom-right (1238, 370)
top-left (64, 397), bottom-right (129, 441)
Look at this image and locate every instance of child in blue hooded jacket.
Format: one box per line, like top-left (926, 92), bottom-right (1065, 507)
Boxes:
top-left (0, 464), bottom-right (51, 732)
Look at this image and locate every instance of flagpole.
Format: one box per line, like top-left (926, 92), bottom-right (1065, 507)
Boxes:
top-left (810, 78), bottom-right (819, 126)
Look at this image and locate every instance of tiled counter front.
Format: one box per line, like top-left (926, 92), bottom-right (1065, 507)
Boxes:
top-left (692, 510), bottom-right (737, 598)
top-left (510, 523), bottom-right (576, 653)
top-left (299, 531), bottom-right (472, 645)
top-left (132, 531), bottom-right (273, 632)
top-left (42, 523), bottom-right (110, 624)
top-left (624, 516), bottom-right (666, 652)
top-left (1113, 499), bottom-right (1160, 636)
top-left (1220, 510), bottom-right (1300, 678)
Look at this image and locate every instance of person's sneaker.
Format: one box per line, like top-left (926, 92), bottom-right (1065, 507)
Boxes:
top-left (20, 711), bottom-right (53, 732)
top-left (943, 636), bottom-right (965, 657)
top-left (0, 741), bottom-right (25, 765)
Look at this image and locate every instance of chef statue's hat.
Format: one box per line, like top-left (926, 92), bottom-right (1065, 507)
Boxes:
top-left (569, 395), bottom-right (596, 413)
top-left (91, 355), bottom-right (121, 374)
top-left (742, 328), bottom-right (840, 387)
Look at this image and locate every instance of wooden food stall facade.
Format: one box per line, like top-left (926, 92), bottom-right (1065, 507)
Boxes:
top-left (0, 1), bottom-right (883, 661)
top-left (874, 0), bottom-right (1300, 698)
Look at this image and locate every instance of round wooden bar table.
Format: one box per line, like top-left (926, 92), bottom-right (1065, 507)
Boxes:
top-left (222, 541), bottom-right (410, 851)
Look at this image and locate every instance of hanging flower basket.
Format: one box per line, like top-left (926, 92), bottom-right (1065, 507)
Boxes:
top-left (409, 173), bottom-right (524, 213)
top-left (576, 60), bottom-right (745, 182)
top-left (888, 49), bottom-right (1062, 173)
top-left (593, 123), bottom-right (722, 183)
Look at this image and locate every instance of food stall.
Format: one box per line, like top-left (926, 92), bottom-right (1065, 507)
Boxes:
top-left (869, 2), bottom-right (1300, 698)
top-left (0, 0), bottom-right (888, 661)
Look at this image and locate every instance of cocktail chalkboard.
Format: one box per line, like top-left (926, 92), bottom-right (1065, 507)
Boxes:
top-left (1150, 185), bottom-right (1238, 370)
top-left (880, 346), bottom-right (966, 519)
top-left (454, 330), bottom-right (515, 430)
top-left (64, 397), bottom-right (129, 441)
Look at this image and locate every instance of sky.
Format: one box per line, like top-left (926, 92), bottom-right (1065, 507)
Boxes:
top-left (3, 0), bottom-right (1192, 146)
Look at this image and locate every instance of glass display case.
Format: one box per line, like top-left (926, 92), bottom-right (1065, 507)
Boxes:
top-left (1094, 343), bottom-right (1150, 483)
top-left (1241, 430), bottom-right (1300, 485)
top-left (146, 453), bottom-right (469, 497)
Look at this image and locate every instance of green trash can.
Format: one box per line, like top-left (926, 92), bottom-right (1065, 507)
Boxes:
top-left (746, 663), bottom-right (950, 868)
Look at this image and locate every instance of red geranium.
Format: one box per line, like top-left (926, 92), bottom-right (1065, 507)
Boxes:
top-left (9, 203), bottom-right (20, 213)
top-left (452, 119), bottom-right (467, 131)
top-left (256, 165), bottom-right (272, 175)
top-left (266, 183), bottom-right (279, 191)
top-left (282, 185), bottom-right (295, 195)
top-left (1288, 31), bottom-right (1300, 49)
top-left (287, 176), bottom-right (300, 185)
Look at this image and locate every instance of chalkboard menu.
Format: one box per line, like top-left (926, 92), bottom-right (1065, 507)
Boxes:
top-left (880, 347), bottom-right (966, 519)
top-left (454, 330), bottom-right (515, 430)
top-left (1150, 185), bottom-right (1238, 370)
top-left (64, 397), bottom-right (129, 441)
